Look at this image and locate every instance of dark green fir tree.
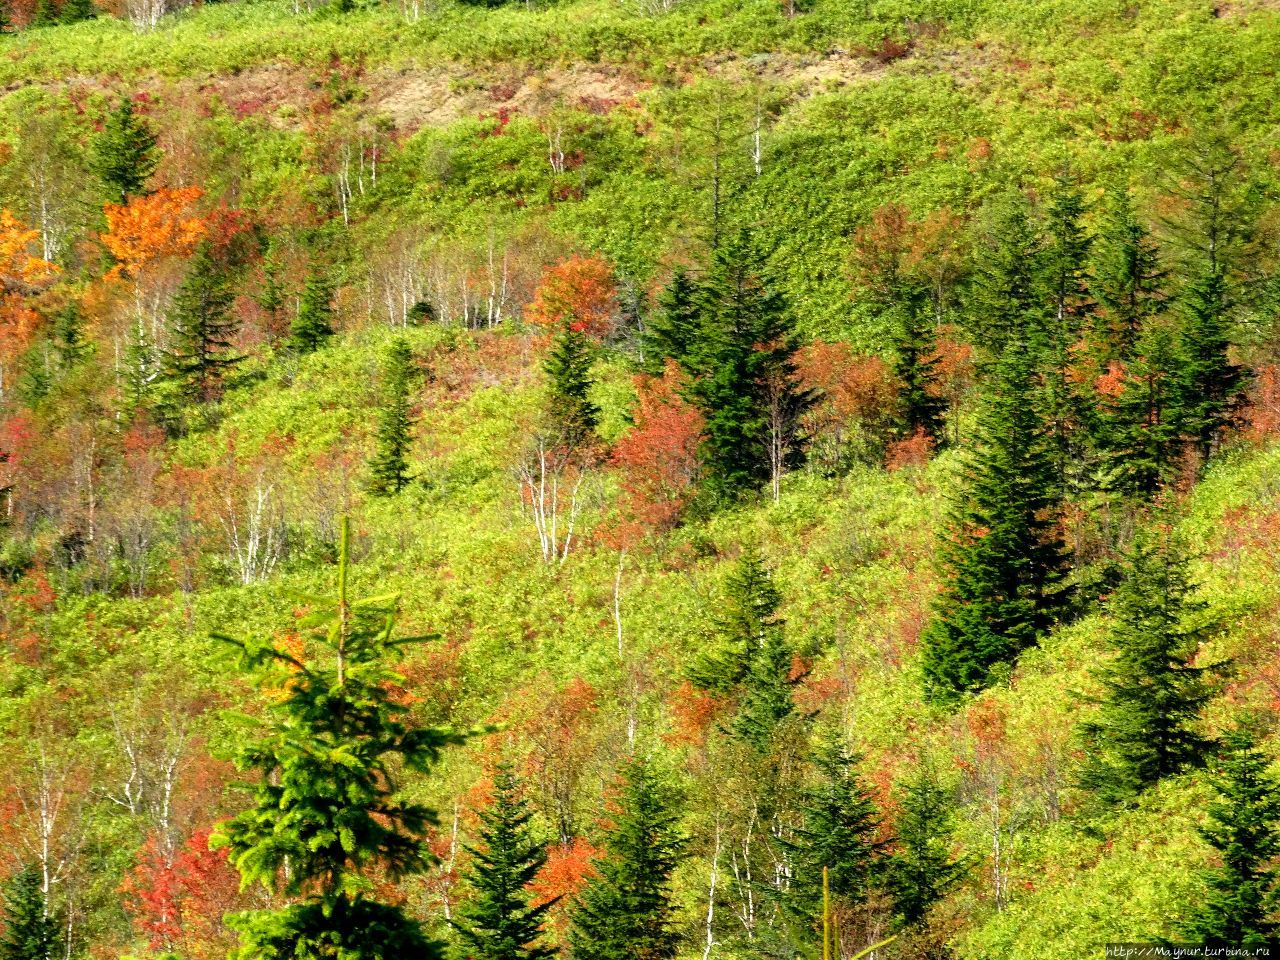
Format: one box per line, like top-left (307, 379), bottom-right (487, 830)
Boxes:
top-left (1164, 133), bottom-right (1251, 461)
top-left (1077, 529), bottom-right (1217, 806)
top-left (851, 204), bottom-right (946, 444)
top-left (1089, 186), bottom-right (1166, 363)
top-left (59, 0), bottom-right (94, 24)
top-left (641, 269), bottom-right (702, 375)
top-left (163, 242), bottom-right (241, 408)
top-left (965, 191), bottom-right (1043, 360)
top-left (1180, 725), bottom-right (1280, 947)
top-left (0, 866), bottom-right (61, 960)
top-left (543, 321), bottom-right (598, 446)
top-left (784, 737), bottom-right (884, 926)
top-left (892, 299), bottom-right (946, 445)
top-left (568, 760), bottom-right (685, 960)
top-left (91, 98), bottom-right (159, 204)
top-left (1038, 168), bottom-right (1095, 497)
top-left (452, 763), bottom-right (556, 960)
top-left (690, 546), bottom-right (799, 750)
top-left (50, 302), bottom-right (90, 369)
top-left (211, 517), bottom-right (463, 960)
top-left (289, 270), bottom-right (336, 354)
top-left (921, 313), bottom-right (1070, 700)
top-left (1100, 319), bottom-right (1185, 497)
top-left (684, 232), bottom-right (810, 499)
top-left (367, 336), bottom-right (415, 496)
top-left (1176, 266), bottom-right (1245, 462)
top-left (887, 766), bottom-right (967, 928)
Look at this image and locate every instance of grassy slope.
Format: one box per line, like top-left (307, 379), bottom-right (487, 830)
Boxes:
top-left (4, 0), bottom-right (1280, 955)
top-left (20, 320), bottom-right (1280, 957)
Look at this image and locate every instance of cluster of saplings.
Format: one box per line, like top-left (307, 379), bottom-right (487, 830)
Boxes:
top-left (48, 100), bottom-right (343, 441)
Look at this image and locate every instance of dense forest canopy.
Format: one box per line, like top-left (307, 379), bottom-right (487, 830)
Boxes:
top-left (1, 0), bottom-right (1279, 957)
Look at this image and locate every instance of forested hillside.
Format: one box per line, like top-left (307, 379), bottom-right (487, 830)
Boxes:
top-left (1, 0), bottom-right (1279, 957)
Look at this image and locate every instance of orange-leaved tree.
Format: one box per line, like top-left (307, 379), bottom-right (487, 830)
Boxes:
top-left (102, 186), bottom-right (207, 281)
top-left (525, 254), bottom-right (616, 338)
top-left (0, 208), bottom-right (59, 390)
top-left (609, 361), bottom-right (704, 541)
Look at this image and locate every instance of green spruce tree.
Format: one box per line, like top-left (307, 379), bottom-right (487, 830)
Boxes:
top-left (543, 321), bottom-right (598, 446)
top-left (965, 192), bottom-right (1044, 359)
top-left (892, 299), bottom-right (946, 445)
top-left (641, 269), bottom-right (701, 375)
top-left (887, 766), bottom-right (967, 928)
top-left (453, 763), bottom-right (556, 960)
top-left (50, 302), bottom-right (90, 369)
top-left (1038, 169), bottom-right (1096, 497)
top-left (1176, 267), bottom-right (1245, 462)
top-left (1180, 725), bottom-right (1280, 947)
top-left (1077, 529), bottom-right (1217, 806)
top-left (784, 738), bottom-right (884, 926)
top-left (0, 866), bottom-right (61, 960)
top-left (684, 232), bottom-right (810, 499)
top-left (212, 517), bottom-right (463, 960)
top-left (568, 760), bottom-right (685, 960)
top-left (690, 547), bottom-right (799, 750)
top-left (1089, 186), bottom-right (1166, 363)
top-left (852, 205), bottom-right (947, 444)
top-left (1100, 319), bottom-right (1185, 497)
top-left (91, 98), bottom-right (159, 204)
top-left (58, 0), bottom-right (94, 23)
top-left (163, 242), bottom-right (241, 408)
top-left (289, 270), bottom-right (336, 354)
top-left (367, 336), bottom-right (415, 496)
top-left (921, 312), bottom-right (1070, 700)
top-left (1164, 133), bottom-right (1251, 461)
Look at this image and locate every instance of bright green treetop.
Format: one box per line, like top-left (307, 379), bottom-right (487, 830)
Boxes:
top-left (212, 517), bottom-right (463, 960)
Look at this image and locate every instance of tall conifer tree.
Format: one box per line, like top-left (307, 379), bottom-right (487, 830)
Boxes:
top-left (163, 242), bottom-right (240, 407)
top-left (543, 322), bottom-right (598, 446)
top-left (1090, 186), bottom-right (1165, 363)
top-left (1181, 726), bottom-right (1280, 947)
top-left (569, 760), bottom-right (685, 960)
top-left (0, 867), bottom-right (60, 960)
top-left (852, 205), bottom-right (948, 444)
top-left (1165, 133), bottom-right (1250, 460)
top-left (1038, 170), bottom-right (1095, 496)
top-left (684, 232), bottom-right (809, 498)
top-left (690, 547), bottom-right (799, 749)
top-left (367, 336), bottom-right (415, 496)
top-left (289, 271), bottom-right (336, 354)
top-left (1100, 319), bottom-right (1184, 497)
top-left (887, 767), bottom-right (967, 928)
top-left (453, 763), bottom-right (556, 960)
top-left (921, 310), bottom-right (1069, 699)
top-left (965, 192), bottom-right (1043, 359)
top-left (212, 517), bottom-right (461, 960)
top-left (784, 738), bottom-right (884, 925)
top-left (91, 98), bottom-right (159, 204)
top-left (642, 269), bottom-right (701, 375)
top-left (1077, 529), bottom-right (1217, 806)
